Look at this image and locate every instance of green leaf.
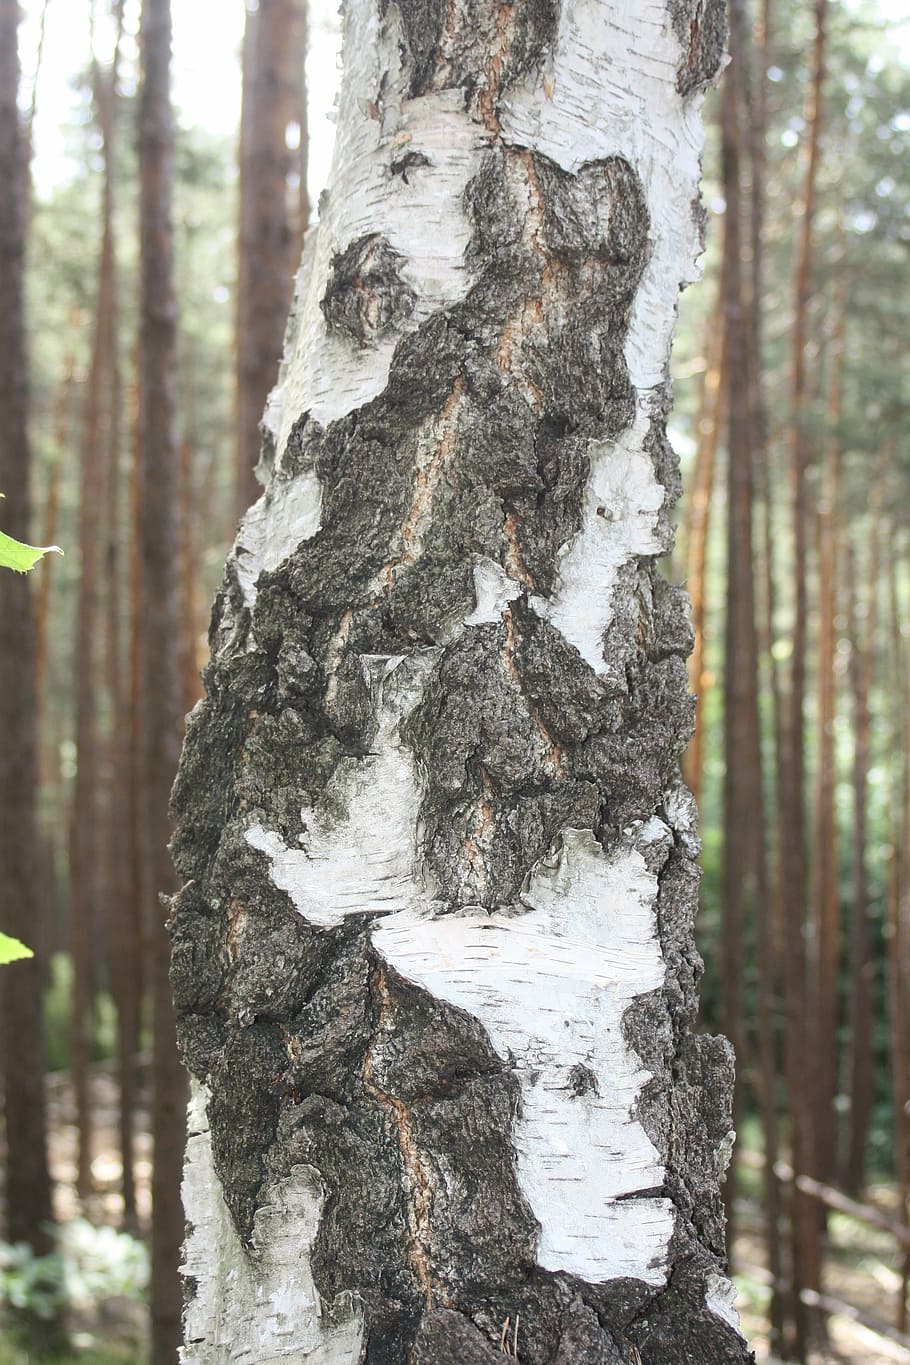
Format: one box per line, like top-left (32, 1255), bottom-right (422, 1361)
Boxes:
top-left (0, 933), bottom-right (34, 965)
top-left (0, 530), bottom-right (63, 574)
top-left (0, 494), bottom-right (62, 573)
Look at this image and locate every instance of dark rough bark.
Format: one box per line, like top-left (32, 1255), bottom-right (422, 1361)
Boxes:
top-left (670, 0), bottom-right (729, 97)
top-left (138, 0), bottom-right (186, 1358)
top-left (172, 4), bottom-right (749, 1362)
top-left (0, 0), bottom-right (55, 1263)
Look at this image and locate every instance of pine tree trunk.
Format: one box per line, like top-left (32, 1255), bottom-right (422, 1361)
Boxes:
top-left (0, 0), bottom-right (56, 1266)
top-left (681, 287), bottom-right (724, 809)
top-left (844, 500), bottom-right (880, 1198)
top-left (811, 273), bottom-right (844, 1195)
top-left (720, 0), bottom-right (773, 1281)
top-left (126, 354), bottom-right (149, 1227)
top-left (235, 0), bottom-right (304, 521)
top-left (172, 4), bottom-right (750, 1361)
top-left (92, 6), bottom-right (140, 1229)
top-left (138, 0), bottom-right (185, 1357)
top-left (779, 0), bottom-right (828, 1351)
top-left (296, 0), bottom-right (310, 241)
top-left (70, 107), bottom-right (117, 1210)
top-left (888, 533), bottom-right (910, 1331)
top-left (178, 325), bottom-right (199, 716)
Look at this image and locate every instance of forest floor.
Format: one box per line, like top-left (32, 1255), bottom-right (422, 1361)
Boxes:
top-left (2, 1066), bottom-right (908, 1363)
top-left (736, 1212), bottom-right (910, 1364)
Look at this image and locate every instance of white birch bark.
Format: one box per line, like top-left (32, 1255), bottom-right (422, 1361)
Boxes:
top-left (172, 2), bottom-right (747, 1362)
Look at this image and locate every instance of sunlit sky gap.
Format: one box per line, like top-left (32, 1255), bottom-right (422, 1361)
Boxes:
top-left (20, 0), bottom-right (342, 200)
top-left (18, 0), bottom-right (910, 204)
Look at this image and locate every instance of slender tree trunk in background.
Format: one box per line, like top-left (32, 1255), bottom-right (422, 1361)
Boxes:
top-left (34, 349), bottom-right (75, 956)
top-left (682, 286), bottom-right (724, 809)
top-left (811, 276), bottom-right (845, 1195)
top-left (70, 1), bottom-right (128, 1209)
top-left (719, 2), bottom-right (748, 1261)
top-left (171, 4), bottom-right (749, 1361)
top-left (844, 515), bottom-right (878, 1202)
top-left (70, 121), bottom-right (117, 1208)
top-left (235, 0), bottom-right (304, 521)
top-left (0, 0), bottom-right (56, 1276)
top-left (22, 0), bottom-right (49, 176)
top-left (720, 4), bottom-right (777, 1295)
top-left (126, 356), bottom-right (148, 1224)
top-left (741, 3), bottom-right (783, 1343)
top-left (179, 427), bottom-right (200, 716)
top-left (889, 539), bottom-right (910, 1330)
top-left (295, 0), bottom-right (310, 240)
top-left (177, 290), bottom-right (200, 715)
top-left (138, 1), bottom-right (185, 1357)
top-left (779, 1), bottom-right (827, 1352)
top-left (88, 2), bottom-right (140, 1230)
top-left (34, 343), bottom-right (76, 708)
top-left (234, 0), bottom-right (256, 528)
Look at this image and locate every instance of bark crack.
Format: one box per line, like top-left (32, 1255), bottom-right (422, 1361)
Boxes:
top-left (363, 961), bottom-right (439, 1308)
top-left (380, 376), bottom-right (468, 591)
top-left (476, 3), bottom-right (517, 134)
top-left (503, 510), bottom-right (536, 590)
top-left (502, 605), bottom-right (567, 778)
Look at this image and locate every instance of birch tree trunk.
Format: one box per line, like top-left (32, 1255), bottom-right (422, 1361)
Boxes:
top-left (171, 3), bottom-right (750, 1361)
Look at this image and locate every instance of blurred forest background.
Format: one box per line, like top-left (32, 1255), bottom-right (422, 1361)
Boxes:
top-left (0, 0), bottom-right (908, 1362)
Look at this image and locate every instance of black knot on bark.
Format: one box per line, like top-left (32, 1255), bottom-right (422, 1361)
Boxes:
top-left (568, 1062), bottom-right (599, 1097)
top-left (321, 233), bottom-right (416, 349)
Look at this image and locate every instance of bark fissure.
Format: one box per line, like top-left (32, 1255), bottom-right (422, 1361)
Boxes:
top-left (362, 964), bottom-right (439, 1309)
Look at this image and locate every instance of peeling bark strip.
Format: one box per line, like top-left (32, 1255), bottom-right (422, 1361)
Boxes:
top-left (172, 1), bottom-right (751, 1362)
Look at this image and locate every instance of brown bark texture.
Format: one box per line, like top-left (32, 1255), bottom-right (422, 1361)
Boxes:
top-left (138, 0), bottom-right (186, 1358)
top-left (0, 0), bottom-right (55, 1259)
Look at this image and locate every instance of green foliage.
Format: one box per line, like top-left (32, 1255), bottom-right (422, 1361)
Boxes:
top-left (0, 1339), bottom-right (138, 1365)
top-left (0, 530), bottom-right (62, 575)
top-left (0, 1222), bottom-right (148, 1326)
top-left (44, 955), bottom-right (119, 1073)
top-left (0, 494), bottom-right (59, 970)
top-left (0, 496), bottom-right (62, 574)
top-left (0, 933), bottom-right (34, 966)
top-left (0, 1244), bottom-right (62, 1322)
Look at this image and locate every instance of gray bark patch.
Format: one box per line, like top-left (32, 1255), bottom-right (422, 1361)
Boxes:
top-left (553, 1296), bottom-right (627, 1363)
top-left (387, 0), bottom-right (559, 104)
top-left (411, 1308), bottom-right (505, 1364)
